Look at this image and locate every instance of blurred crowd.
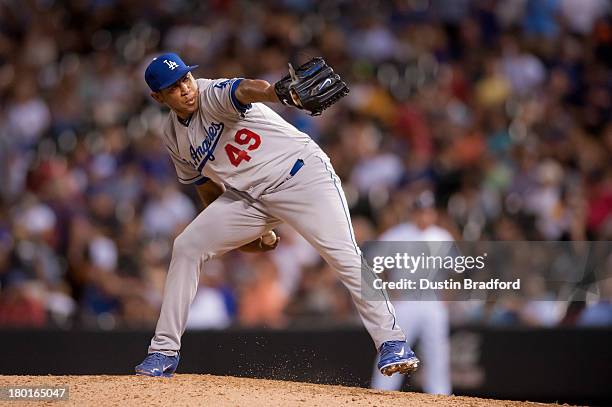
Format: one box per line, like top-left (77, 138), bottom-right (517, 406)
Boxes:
top-left (0, 0), bottom-right (611, 330)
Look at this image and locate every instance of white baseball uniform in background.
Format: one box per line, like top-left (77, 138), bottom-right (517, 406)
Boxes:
top-left (370, 223), bottom-right (452, 395)
top-left (148, 78), bottom-right (406, 355)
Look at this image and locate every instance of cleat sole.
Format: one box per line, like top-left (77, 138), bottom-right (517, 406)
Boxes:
top-left (379, 357), bottom-right (420, 376)
top-left (135, 371), bottom-right (174, 378)
top-left (135, 367), bottom-right (176, 378)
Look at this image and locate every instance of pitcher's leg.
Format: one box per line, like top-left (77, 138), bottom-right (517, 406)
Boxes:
top-left (149, 189), bottom-right (280, 355)
top-left (371, 301), bottom-right (421, 390)
top-left (263, 154), bottom-right (405, 349)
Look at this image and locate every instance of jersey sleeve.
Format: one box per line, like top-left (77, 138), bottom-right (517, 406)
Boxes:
top-left (160, 116), bottom-right (209, 186)
top-left (201, 78), bottom-right (252, 120)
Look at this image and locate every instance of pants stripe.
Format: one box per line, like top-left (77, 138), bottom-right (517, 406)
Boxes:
top-left (318, 157), bottom-right (359, 255)
top-left (317, 157), bottom-right (397, 331)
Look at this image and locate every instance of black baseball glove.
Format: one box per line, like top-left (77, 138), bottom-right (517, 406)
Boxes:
top-left (274, 57), bottom-right (349, 116)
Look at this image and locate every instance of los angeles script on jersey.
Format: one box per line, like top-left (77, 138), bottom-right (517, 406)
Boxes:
top-left (189, 121), bottom-right (224, 171)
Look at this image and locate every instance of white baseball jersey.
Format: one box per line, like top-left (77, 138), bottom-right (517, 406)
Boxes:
top-left (372, 222), bottom-right (452, 395)
top-left (380, 223), bottom-right (453, 242)
top-left (161, 78), bottom-right (312, 197)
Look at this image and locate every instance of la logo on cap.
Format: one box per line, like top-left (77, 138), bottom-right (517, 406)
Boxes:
top-left (164, 59), bottom-right (179, 70)
top-left (144, 53), bottom-right (198, 92)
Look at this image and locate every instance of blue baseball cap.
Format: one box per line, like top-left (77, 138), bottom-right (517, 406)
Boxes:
top-left (144, 53), bottom-right (199, 92)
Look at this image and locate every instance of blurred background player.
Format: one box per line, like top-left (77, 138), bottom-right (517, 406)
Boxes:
top-left (371, 190), bottom-right (452, 395)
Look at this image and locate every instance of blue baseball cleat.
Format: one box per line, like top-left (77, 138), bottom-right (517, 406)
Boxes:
top-left (377, 340), bottom-right (420, 376)
top-left (135, 352), bottom-right (180, 377)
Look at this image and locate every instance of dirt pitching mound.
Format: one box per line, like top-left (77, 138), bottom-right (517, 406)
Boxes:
top-left (0, 375), bottom-right (563, 406)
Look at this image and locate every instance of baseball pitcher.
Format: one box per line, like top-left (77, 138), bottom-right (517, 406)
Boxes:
top-left (135, 53), bottom-right (419, 378)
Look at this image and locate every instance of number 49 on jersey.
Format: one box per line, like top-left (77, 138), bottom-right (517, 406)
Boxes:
top-left (224, 128), bottom-right (261, 167)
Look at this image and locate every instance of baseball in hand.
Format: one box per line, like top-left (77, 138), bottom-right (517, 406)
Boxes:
top-left (261, 231), bottom-right (277, 246)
